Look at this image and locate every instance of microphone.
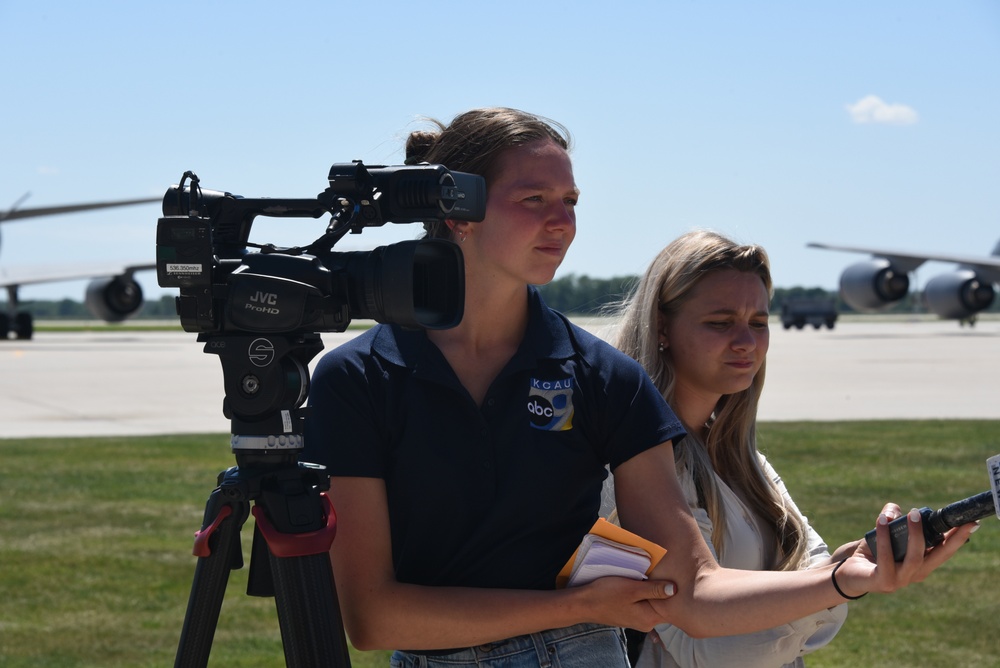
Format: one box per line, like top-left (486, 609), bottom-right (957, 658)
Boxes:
top-left (864, 454), bottom-right (1000, 561)
top-left (864, 491), bottom-right (996, 560)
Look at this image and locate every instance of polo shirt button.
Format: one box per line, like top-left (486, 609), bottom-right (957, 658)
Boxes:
top-left (483, 460), bottom-right (492, 469)
top-left (486, 398), bottom-right (495, 407)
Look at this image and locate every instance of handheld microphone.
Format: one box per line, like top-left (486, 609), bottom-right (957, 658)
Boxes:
top-left (864, 454), bottom-right (1000, 561)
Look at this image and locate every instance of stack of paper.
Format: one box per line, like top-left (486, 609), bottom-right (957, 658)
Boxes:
top-left (567, 534), bottom-right (653, 586)
top-left (556, 518), bottom-right (667, 588)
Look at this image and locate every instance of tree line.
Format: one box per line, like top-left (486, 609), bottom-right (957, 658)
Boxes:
top-left (536, 275), bottom-right (938, 316)
top-left (3, 276), bottom-right (994, 319)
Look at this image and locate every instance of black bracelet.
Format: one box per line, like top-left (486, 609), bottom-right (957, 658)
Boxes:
top-left (831, 559), bottom-right (867, 600)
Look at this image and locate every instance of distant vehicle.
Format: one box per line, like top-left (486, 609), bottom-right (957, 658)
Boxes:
top-left (780, 297), bottom-right (838, 330)
top-left (808, 239), bottom-right (1000, 326)
top-left (0, 195), bottom-right (160, 339)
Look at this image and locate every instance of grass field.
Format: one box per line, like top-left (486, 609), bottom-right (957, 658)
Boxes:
top-left (1, 422), bottom-right (998, 667)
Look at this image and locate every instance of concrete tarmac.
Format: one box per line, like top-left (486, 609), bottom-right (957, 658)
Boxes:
top-left (1, 318), bottom-right (998, 439)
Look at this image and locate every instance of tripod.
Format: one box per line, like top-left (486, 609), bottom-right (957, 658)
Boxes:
top-left (174, 332), bottom-right (352, 667)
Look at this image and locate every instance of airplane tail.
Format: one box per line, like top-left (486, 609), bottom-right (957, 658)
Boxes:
top-left (992, 238), bottom-right (1000, 257)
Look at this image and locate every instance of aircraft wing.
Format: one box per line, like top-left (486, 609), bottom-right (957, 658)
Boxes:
top-left (0, 197), bottom-right (161, 222)
top-left (0, 262), bottom-right (157, 290)
top-left (0, 196), bottom-right (164, 337)
top-left (807, 242), bottom-right (1000, 277)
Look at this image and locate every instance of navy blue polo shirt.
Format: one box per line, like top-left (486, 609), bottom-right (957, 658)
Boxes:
top-left (303, 288), bottom-right (684, 591)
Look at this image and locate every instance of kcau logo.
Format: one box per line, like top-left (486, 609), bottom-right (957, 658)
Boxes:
top-left (527, 376), bottom-right (574, 431)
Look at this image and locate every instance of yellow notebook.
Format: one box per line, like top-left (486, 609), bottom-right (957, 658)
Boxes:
top-left (556, 518), bottom-right (668, 588)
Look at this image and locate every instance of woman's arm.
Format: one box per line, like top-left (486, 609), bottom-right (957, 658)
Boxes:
top-left (613, 442), bottom-right (976, 639)
top-left (645, 460), bottom-right (848, 667)
top-left (326, 476), bottom-right (677, 651)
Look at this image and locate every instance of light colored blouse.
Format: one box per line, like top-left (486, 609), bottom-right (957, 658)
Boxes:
top-left (633, 453), bottom-right (848, 668)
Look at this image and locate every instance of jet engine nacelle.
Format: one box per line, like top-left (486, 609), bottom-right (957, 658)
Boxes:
top-left (839, 259), bottom-right (910, 312)
top-left (923, 269), bottom-right (995, 320)
top-left (84, 274), bottom-right (144, 322)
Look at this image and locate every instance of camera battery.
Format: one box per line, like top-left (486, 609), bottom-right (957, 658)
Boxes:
top-left (157, 216), bottom-right (213, 288)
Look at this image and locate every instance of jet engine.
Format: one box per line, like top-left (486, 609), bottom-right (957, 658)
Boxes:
top-left (923, 269), bottom-right (995, 320)
top-left (84, 274), bottom-right (144, 322)
top-left (839, 259), bottom-right (910, 312)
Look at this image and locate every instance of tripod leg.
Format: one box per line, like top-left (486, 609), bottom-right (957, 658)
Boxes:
top-left (270, 551), bottom-right (353, 667)
top-left (174, 495), bottom-right (248, 668)
top-left (250, 491), bottom-right (353, 667)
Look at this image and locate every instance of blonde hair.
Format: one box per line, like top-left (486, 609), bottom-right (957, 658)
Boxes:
top-left (614, 230), bottom-right (808, 571)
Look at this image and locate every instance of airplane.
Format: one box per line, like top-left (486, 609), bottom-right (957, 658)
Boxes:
top-left (807, 239), bottom-right (1000, 325)
top-left (0, 195), bottom-right (161, 340)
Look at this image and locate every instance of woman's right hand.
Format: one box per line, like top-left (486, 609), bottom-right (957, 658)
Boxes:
top-left (574, 576), bottom-right (678, 632)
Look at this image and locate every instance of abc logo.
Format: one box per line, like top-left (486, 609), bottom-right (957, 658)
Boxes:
top-left (528, 377), bottom-right (574, 432)
top-left (527, 397), bottom-right (555, 426)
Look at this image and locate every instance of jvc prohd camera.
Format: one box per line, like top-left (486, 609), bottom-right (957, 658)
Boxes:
top-left (156, 161), bottom-right (485, 334)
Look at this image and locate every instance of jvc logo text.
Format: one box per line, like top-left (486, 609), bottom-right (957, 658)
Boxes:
top-left (250, 291), bottom-right (278, 305)
top-left (246, 291), bottom-right (280, 315)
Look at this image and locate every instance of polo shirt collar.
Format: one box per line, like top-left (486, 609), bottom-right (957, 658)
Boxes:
top-left (368, 286), bottom-right (578, 371)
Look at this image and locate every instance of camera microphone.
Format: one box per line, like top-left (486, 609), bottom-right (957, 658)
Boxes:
top-left (864, 455), bottom-right (1000, 560)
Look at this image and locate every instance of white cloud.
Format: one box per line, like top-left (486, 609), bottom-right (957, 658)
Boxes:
top-left (845, 95), bottom-right (919, 125)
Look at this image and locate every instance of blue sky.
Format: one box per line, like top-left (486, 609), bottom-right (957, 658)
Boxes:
top-left (2, 0), bottom-right (998, 301)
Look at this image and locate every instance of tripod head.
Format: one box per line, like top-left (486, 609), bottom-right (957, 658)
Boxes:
top-left (200, 331), bottom-right (323, 454)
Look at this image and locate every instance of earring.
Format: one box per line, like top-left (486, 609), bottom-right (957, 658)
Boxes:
top-left (458, 231), bottom-right (467, 243)
top-left (658, 342), bottom-right (665, 353)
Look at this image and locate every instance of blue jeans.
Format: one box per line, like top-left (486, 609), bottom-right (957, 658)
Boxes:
top-left (389, 623), bottom-right (630, 667)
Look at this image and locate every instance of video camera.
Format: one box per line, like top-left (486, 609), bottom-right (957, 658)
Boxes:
top-left (161, 162), bottom-right (487, 665)
top-left (156, 161), bottom-right (486, 334)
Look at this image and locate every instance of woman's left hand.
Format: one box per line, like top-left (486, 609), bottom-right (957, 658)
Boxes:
top-left (833, 506), bottom-right (978, 598)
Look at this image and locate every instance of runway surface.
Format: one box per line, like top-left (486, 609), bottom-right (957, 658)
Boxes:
top-left (1, 318), bottom-right (998, 439)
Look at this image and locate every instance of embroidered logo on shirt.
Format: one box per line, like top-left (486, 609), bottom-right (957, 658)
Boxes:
top-left (527, 376), bottom-right (574, 431)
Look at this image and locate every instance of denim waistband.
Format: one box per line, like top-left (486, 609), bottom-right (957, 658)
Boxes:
top-left (394, 623), bottom-right (627, 667)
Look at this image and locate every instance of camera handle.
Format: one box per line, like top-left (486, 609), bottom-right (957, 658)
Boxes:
top-left (174, 333), bottom-right (352, 667)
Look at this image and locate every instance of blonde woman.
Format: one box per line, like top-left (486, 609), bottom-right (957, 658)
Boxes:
top-left (613, 230), bottom-right (873, 667)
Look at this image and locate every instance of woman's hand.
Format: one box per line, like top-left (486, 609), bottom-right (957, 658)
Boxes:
top-left (831, 507), bottom-right (978, 598)
top-left (573, 576), bottom-right (678, 632)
